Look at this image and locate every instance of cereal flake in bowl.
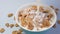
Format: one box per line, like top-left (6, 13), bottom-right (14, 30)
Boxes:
top-left (15, 3), bottom-right (57, 32)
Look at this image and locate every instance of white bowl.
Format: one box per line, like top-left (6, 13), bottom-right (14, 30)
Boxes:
top-left (15, 3), bottom-right (57, 32)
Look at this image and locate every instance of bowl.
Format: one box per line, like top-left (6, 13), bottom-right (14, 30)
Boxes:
top-left (15, 3), bottom-right (57, 32)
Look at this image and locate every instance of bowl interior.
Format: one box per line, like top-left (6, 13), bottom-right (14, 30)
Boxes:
top-left (15, 3), bottom-right (57, 32)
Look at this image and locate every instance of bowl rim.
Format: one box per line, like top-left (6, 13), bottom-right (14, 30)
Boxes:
top-left (15, 2), bottom-right (57, 32)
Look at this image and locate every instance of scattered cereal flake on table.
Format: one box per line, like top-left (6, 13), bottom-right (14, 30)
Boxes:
top-left (55, 8), bottom-right (59, 14)
top-left (55, 8), bottom-right (59, 11)
top-left (50, 5), bottom-right (54, 9)
top-left (52, 24), bottom-right (56, 28)
top-left (12, 30), bottom-right (23, 34)
top-left (0, 28), bottom-right (5, 33)
top-left (5, 23), bottom-right (9, 27)
top-left (12, 31), bottom-right (18, 34)
top-left (9, 24), bottom-right (14, 28)
top-left (18, 29), bottom-right (23, 32)
top-left (15, 23), bottom-right (19, 27)
top-left (17, 29), bottom-right (23, 34)
top-left (57, 20), bottom-right (60, 24)
top-left (8, 13), bottom-right (13, 17)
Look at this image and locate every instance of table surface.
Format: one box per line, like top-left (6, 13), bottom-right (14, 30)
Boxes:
top-left (0, 0), bottom-right (60, 34)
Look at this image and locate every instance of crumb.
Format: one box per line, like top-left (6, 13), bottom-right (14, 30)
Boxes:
top-left (12, 31), bottom-right (18, 34)
top-left (57, 20), bottom-right (60, 24)
top-left (50, 5), bottom-right (54, 9)
top-left (15, 23), bottom-right (19, 27)
top-left (8, 13), bottom-right (13, 17)
top-left (0, 28), bottom-right (5, 33)
top-left (9, 24), bottom-right (14, 28)
top-left (27, 22), bottom-right (34, 30)
top-left (52, 24), bottom-right (56, 28)
top-left (5, 23), bottom-right (9, 27)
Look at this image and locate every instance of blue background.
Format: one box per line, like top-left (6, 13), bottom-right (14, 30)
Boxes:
top-left (0, 0), bottom-right (60, 34)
